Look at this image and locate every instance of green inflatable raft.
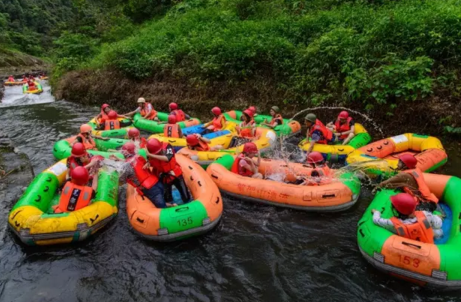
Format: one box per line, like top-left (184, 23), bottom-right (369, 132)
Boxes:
top-left (357, 173), bottom-right (461, 289)
top-left (8, 159), bottom-right (119, 245)
top-left (223, 110), bottom-right (301, 137)
top-left (133, 112), bottom-right (201, 133)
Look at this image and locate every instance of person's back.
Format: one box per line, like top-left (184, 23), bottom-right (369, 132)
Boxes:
top-left (55, 167), bottom-right (93, 213)
top-left (163, 115), bottom-right (181, 138)
top-left (103, 110), bottom-right (121, 130)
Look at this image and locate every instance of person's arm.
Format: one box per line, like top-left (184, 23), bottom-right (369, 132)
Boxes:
top-left (199, 136), bottom-right (211, 143)
top-left (93, 134), bottom-right (109, 141)
top-left (185, 113), bottom-right (191, 120)
top-left (203, 121), bottom-right (212, 127)
top-left (371, 210), bottom-right (397, 232)
top-left (340, 124), bottom-right (355, 136)
top-left (178, 128), bottom-right (183, 138)
top-left (240, 158), bottom-right (257, 174)
top-left (146, 151), bottom-right (169, 162)
top-left (378, 173), bottom-right (409, 189)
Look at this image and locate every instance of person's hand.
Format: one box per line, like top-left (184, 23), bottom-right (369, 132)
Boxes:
top-left (109, 155), bottom-right (118, 160)
top-left (143, 162), bottom-right (150, 170)
top-left (334, 132), bottom-right (341, 138)
top-left (196, 134), bottom-right (201, 138)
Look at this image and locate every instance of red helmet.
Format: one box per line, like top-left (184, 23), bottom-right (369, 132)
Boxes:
top-left (211, 107), bottom-right (222, 115)
top-left (128, 128), bottom-right (140, 138)
top-left (399, 154), bottom-right (417, 169)
top-left (243, 109), bottom-right (254, 119)
top-left (167, 115), bottom-right (177, 124)
top-left (71, 143), bottom-right (87, 157)
top-left (186, 134), bottom-right (199, 146)
top-left (307, 151), bottom-right (324, 164)
top-left (390, 193), bottom-right (417, 215)
top-left (108, 110), bottom-right (117, 119)
top-left (169, 102), bottom-right (178, 110)
top-left (71, 166), bottom-right (90, 186)
top-left (121, 142), bottom-right (136, 155)
top-left (101, 104), bottom-right (110, 110)
top-left (147, 138), bottom-right (162, 154)
top-left (243, 142), bottom-right (258, 154)
top-left (338, 111), bottom-right (349, 119)
top-left (248, 106), bottom-right (257, 114)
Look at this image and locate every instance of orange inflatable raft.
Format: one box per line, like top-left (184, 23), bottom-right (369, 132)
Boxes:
top-left (126, 154), bottom-right (223, 241)
top-left (207, 155), bottom-right (361, 211)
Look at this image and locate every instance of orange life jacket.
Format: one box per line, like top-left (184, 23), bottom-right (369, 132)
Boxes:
top-left (98, 110), bottom-right (109, 124)
top-left (163, 123), bottom-right (180, 138)
top-left (270, 114), bottom-right (284, 126)
top-left (55, 182), bottom-right (93, 213)
top-left (403, 169), bottom-right (439, 204)
top-left (390, 211), bottom-right (434, 244)
top-left (172, 109), bottom-right (186, 122)
top-left (189, 138), bottom-right (210, 151)
top-left (76, 134), bottom-right (96, 150)
top-left (148, 143), bottom-right (183, 182)
top-left (231, 154), bottom-right (254, 177)
top-left (127, 155), bottom-right (159, 192)
top-left (211, 115), bottom-right (226, 131)
top-left (104, 119), bottom-right (121, 130)
top-left (239, 120), bottom-right (255, 138)
top-left (334, 117), bottom-right (352, 139)
top-left (140, 103), bottom-right (157, 120)
top-left (308, 120), bottom-right (333, 144)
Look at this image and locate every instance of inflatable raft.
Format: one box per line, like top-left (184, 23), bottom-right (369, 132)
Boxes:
top-left (178, 127), bottom-right (277, 167)
top-left (52, 136), bottom-right (131, 160)
top-left (86, 117), bottom-right (135, 138)
top-left (358, 173), bottom-right (461, 289)
top-left (126, 154), bottom-right (222, 241)
top-left (8, 159), bottom-right (119, 245)
top-left (298, 123), bottom-right (372, 162)
top-left (4, 80), bottom-right (26, 86)
top-left (207, 154), bottom-right (361, 211)
top-left (149, 130), bottom-right (232, 150)
top-left (346, 134), bottom-right (447, 178)
top-left (22, 82), bottom-right (43, 94)
top-left (224, 110), bottom-right (301, 137)
top-left (133, 112), bottom-right (201, 134)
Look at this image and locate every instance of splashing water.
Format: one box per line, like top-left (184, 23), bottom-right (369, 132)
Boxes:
top-left (1, 79), bottom-right (55, 107)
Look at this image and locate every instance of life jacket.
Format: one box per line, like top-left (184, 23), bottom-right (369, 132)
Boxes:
top-left (8, 77), bottom-right (14, 82)
top-left (211, 115), bottom-right (226, 131)
top-left (239, 120), bottom-right (255, 138)
top-left (127, 155), bottom-right (159, 194)
top-left (55, 182), bottom-right (93, 213)
top-left (172, 109), bottom-right (186, 122)
top-left (163, 123), bottom-right (180, 138)
top-left (308, 120), bottom-right (333, 144)
top-left (189, 138), bottom-right (210, 151)
top-left (76, 134), bottom-right (96, 150)
top-left (140, 103), bottom-right (157, 120)
top-left (28, 82), bottom-right (36, 89)
top-left (334, 117), bottom-right (353, 139)
top-left (403, 169), bottom-right (439, 204)
top-left (104, 119), bottom-right (121, 130)
top-left (270, 114), bottom-right (284, 126)
top-left (98, 110), bottom-right (109, 124)
top-left (148, 143), bottom-right (183, 181)
top-left (390, 211), bottom-right (434, 244)
top-left (231, 154), bottom-right (254, 177)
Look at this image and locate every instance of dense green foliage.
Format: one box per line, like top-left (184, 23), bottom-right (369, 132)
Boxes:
top-left (54, 0), bottom-right (461, 109)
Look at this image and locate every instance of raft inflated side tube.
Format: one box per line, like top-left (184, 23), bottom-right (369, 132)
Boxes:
top-left (357, 173), bottom-right (461, 289)
top-left (8, 159), bottom-right (119, 245)
top-left (53, 137), bottom-right (127, 160)
top-left (22, 82), bottom-right (43, 94)
top-left (148, 130), bottom-right (232, 149)
top-left (224, 110), bottom-right (302, 137)
top-left (126, 154), bottom-right (222, 241)
top-left (298, 123), bottom-right (372, 162)
top-left (133, 113), bottom-right (201, 134)
top-left (207, 154), bottom-right (361, 211)
top-left (346, 133), bottom-right (447, 177)
top-left (86, 117), bottom-right (134, 138)
top-left (181, 120), bottom-right (237, 136)
top-left (4, 81), bottom-right (27, 86)
top-left (178, 127), bottom-right (277, 167)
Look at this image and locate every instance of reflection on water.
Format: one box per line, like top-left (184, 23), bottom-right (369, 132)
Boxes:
top-left (0, 99), bottom-right (460, 301)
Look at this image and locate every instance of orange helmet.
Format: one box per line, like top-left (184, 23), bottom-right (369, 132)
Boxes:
top-left (390, 193), bottom-right (417, 215)
top-left (80, 124), bottom-right (92, 134)
top-left (147, 138), bottom-right (162, 154)
top-left (71, 166), bottom-right (90, 186)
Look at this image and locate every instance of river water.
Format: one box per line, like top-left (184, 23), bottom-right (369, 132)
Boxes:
top-left (0, 82), bottom-right (461, 301)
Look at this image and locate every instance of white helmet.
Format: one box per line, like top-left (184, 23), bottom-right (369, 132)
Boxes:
top-left (137, 97), bottom-right (146, 103)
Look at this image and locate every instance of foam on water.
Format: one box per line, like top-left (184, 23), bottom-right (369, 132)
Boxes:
top-left (1, 79), bottom-right (55, 107)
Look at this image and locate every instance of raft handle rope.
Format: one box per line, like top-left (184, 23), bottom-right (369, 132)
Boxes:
top-left (175, 207), bottom-right (189, 212)
top-left (402, 241), bottom-right (422, 250)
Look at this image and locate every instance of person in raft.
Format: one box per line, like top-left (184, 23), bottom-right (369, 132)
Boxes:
top-left (54, 166), bottom-right (95, 213)
top-left (303, 113), bottom-right (334, 155)
top-left (163, 115), bottom-right (183, 138)
top-left (261, 106), bottom-right (283, 129)
top-left (128, 128), bottom-right (147, 148)
top-left (66, 143), bottom-right (103, 191)
top-left (326, 111), bottom-right (355, 145)
top-left (231, 142), bottom-right (263, 179)
top-left (114, 142), bottom-right (176, 208)
top-left (124, 97), bottom-right (159, 121)
top-left (29, 74), bottom-right (35, 81)
top-left (236, 109), bottom-right (256, 138)
top-left (248, 106), bottom-right (257, 117)
top-left (22, 75), bottom-right (28, 82)
top-left (145, 138), bottom-right (191, 204)
top-left (27, 79), bottom-right (37, 90)
top-left (186, 134), bottom-right (222, 152)
top-left (73, 124), bottom-right (108, 149)
top-left (377, 154), bottom-right (439, 211)
top-left (96, 110), bottom-right (132, 130)
top-left (202, 107), bottom-right (226, 132)
top-left (168, 102), bottom-right (190, 122)
top-left (7, 75), bottom-right (14, 82)
top-left (96, 103), bottom-right (111, 124)
top-left (372, 193), bottom-right (443, 243)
